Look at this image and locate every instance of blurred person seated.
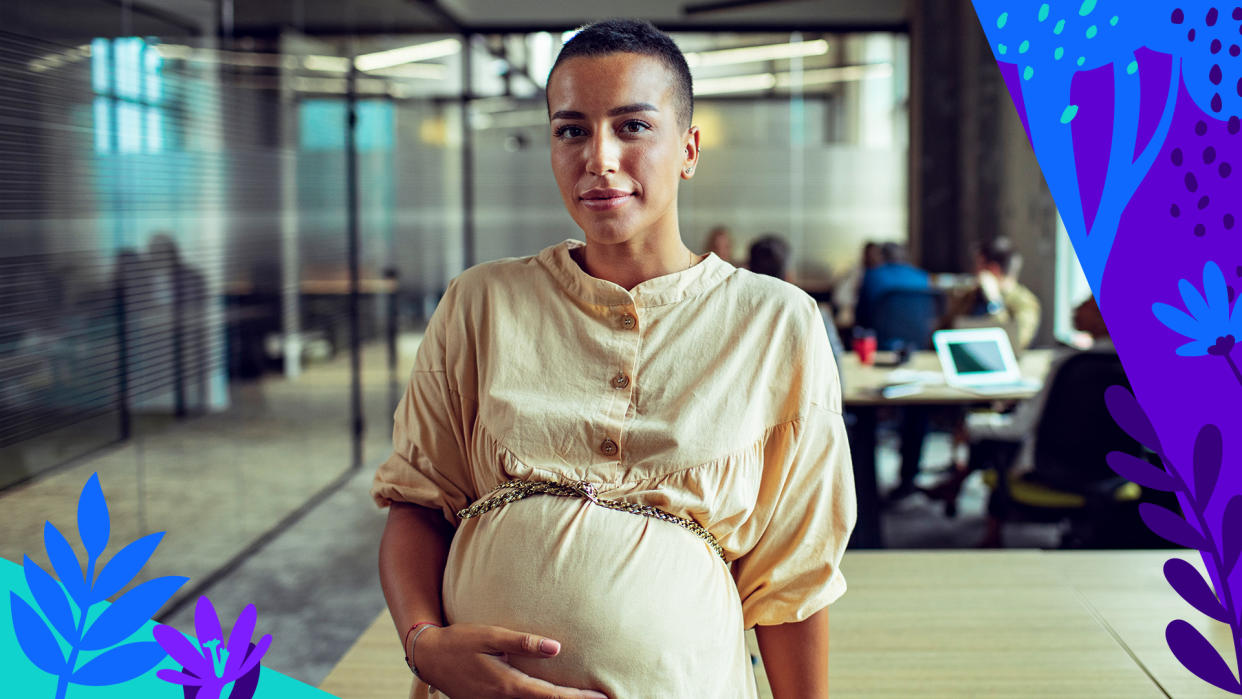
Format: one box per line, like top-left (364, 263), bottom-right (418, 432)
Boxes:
top-left (923, 296), bottom-right (1114, 539)
top-left (853, 242), bottom-right (931, 338)
top-left (748, 235), bottom-right (846, 377)
top-left (704, 225), bottom-right (734, 265)
top-left (943, 236), bottom-right (1041, 351)
top-left (851, 242), bottom-right (937, 504)
top-left (832, 241), bottom-right (882, 328)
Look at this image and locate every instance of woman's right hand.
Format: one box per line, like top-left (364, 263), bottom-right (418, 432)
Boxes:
top-left (413, 623), bottom-right (608, 699)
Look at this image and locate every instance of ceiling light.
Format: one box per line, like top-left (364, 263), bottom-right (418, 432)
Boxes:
top-left (776, 62), bottom-right (892, 87)
top-left (303, 55), bottom-right (351, 73)
top-left (364, 63), bottom-right (447, 80)
top-left (685, 39), bottom-right (828, 68)
top-left (694, 73), bottom-right (777, 95)
top-left (692, 62), bottom-right (892, 96)
top-left (354, 38), bottom-right (460, 72)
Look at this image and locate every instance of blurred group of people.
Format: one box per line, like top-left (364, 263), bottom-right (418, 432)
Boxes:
top-left (832, 237), bottom-right (1040, 353)
top-left (712, 225), bottom-right (1125, 546)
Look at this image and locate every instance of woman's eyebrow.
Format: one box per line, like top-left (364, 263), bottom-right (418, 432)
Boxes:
top-left (607, 103), bottom-right (658, 116)
top-left (550, 103), bottom-right (659, 121)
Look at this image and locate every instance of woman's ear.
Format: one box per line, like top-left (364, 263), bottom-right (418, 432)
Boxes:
top-left (681, 126), bottom-right (701, 179)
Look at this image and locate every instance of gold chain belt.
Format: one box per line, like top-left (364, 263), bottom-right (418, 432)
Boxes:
top-left (457, 480), bottom-right (726, 563)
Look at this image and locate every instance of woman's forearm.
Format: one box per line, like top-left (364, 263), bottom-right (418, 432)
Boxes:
top-left (379, 502), bottom-right (455, 648)
top-left (754, 607), bottom-right (830, 699)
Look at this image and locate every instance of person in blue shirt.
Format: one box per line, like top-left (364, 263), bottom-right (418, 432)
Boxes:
top-left (852, 242), bottom-right (934, 504)
top-left (853, 242), bottom-right (930, 333)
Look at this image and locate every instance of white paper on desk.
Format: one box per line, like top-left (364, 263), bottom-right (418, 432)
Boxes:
top-left (885, 369), bottom-right (945, 385)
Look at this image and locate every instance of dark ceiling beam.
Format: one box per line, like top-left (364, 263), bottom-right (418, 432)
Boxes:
top-left (408, 0), bottom-right (465, 32)
top-left (97, 0), bottom-right (203, 34)
top-left (683, 0), bottom-right (798, 15)
top-left (256, 21), bottom-right (910, 38)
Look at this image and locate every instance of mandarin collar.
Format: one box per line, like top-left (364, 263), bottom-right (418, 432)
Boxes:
top-left (536, 239), bottom-right (734, 308)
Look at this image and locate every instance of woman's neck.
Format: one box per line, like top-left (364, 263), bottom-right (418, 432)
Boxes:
top-left (574, 237), bottom-right (699, 291)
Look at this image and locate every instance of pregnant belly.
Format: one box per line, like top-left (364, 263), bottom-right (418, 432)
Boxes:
top-left (442, 495), bottom-right (755, 698)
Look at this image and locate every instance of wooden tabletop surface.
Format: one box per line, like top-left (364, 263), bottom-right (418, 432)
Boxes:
top-left (319, 550), bottom-right (1234, 698)
top-left (840, 349), bottom-right (1054, 406)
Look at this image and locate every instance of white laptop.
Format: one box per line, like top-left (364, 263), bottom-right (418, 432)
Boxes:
top-left (932, 327), bottom-right (1042, 396)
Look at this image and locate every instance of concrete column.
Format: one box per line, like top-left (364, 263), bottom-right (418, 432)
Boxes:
top-left (910, 0), bottom-right (1058, 345)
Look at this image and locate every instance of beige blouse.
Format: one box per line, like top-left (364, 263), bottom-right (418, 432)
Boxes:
top-left (374, 238), bottom-right (855, 628)
top-left (375, 239), bottom-right (856, 696)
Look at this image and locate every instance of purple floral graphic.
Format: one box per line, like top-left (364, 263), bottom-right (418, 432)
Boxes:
top-left (154, 596), bottom-right (271, 699)
top-left (1152, 260), bottom-right (1242, 385)
top-left (1105, 386), bottom-right (1242, 694)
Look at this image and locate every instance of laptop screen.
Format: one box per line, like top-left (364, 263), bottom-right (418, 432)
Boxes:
top-left (947, 339), bottom-right (1007, 374)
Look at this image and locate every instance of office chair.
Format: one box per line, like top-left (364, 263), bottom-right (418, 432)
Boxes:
top-left (981, 351), bottom-right (1147, 547)
top-left (871, 287), bottom-right (946, 351)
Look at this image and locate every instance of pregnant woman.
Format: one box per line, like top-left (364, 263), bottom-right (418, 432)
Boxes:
top-left (373, 19), bottom-right (856, 698)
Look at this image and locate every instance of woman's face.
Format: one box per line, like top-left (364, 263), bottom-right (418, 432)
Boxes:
top-left (547, 52), bottom-right (699, 248)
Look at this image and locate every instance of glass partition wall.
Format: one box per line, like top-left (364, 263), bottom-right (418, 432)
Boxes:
top-left (0, 21), bottom-right (908, 617)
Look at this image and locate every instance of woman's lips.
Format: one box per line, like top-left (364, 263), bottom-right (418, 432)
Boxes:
top-left (580, 191), bottom-right (633, 211)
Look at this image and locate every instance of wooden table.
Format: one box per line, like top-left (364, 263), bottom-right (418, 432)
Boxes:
top-left (841, 350), bottom-right (1054, 548)
top-left (840, 350), bottom-right (1054, 406)
top-left (320, 550), bottom-right (1235, 698)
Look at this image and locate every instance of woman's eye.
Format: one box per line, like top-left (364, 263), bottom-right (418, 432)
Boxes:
top-left (554, 125), bottom-right (585, 139)
top-left (620, 121), bottom-right (650, 134)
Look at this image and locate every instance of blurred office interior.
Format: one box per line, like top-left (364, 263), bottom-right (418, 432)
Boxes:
top-left (0, 0), bottom-right (1148, 687)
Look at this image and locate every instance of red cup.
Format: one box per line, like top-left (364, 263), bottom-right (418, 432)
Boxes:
top-left (853, 334), bottom-right (877, 366)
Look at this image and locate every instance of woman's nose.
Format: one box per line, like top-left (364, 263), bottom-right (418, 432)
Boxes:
top-left (585, 133), bottom-right (620, 176)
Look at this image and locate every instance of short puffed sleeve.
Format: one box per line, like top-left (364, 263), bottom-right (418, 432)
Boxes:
top-left (370, 278), bottom-right (478, 526)
top-left (730, 298), bottom-right (857, 628)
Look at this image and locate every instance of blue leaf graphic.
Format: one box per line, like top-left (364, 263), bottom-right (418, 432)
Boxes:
top-left (1104, 386), bottom-right (1162, 453)
top-left (1139, 503), bottom-right (1207, 551)
top-left (1223, 495), bottom-right (1242, 576)
top-left (71, 640), bottom-right (167, 686)
top-left (44, 522), bottom-right (87, 604)
top-left (1166, 619), bottom-right (1242, 693)
top-left (10, 592), bottom-right (67, 676)
top-left (78, 472), bottom-right (111, 563)
top-left (1163, 558), bottom-right (1230, 623)
top-left (80, 575), bottom-right (188, 650)
top-left (1192, 425), bottom-right (1222, 506)
top-left (22, 555), bottom-right (77, 642)
top-left (92, 531), bottom-right (165, 602)
top-left (1105, 451), bottom-right (1176, 491)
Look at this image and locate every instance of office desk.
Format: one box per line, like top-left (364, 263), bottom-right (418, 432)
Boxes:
top-left (320, 550), bottom-right (1229, 698)
top-left (841, 350), bottom-right (1054, 548)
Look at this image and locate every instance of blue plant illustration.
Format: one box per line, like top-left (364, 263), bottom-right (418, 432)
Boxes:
top-left (154, 596), bottom-right (271, 699)
top-left (975, 1), bottom-right (1192, 295)
top-left (1105, 387), bottom-right (1242, 693)
top-left (9, 472), bottom-right (188, 698)
top-left (1152, 260), bottom-right (1242, 385)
